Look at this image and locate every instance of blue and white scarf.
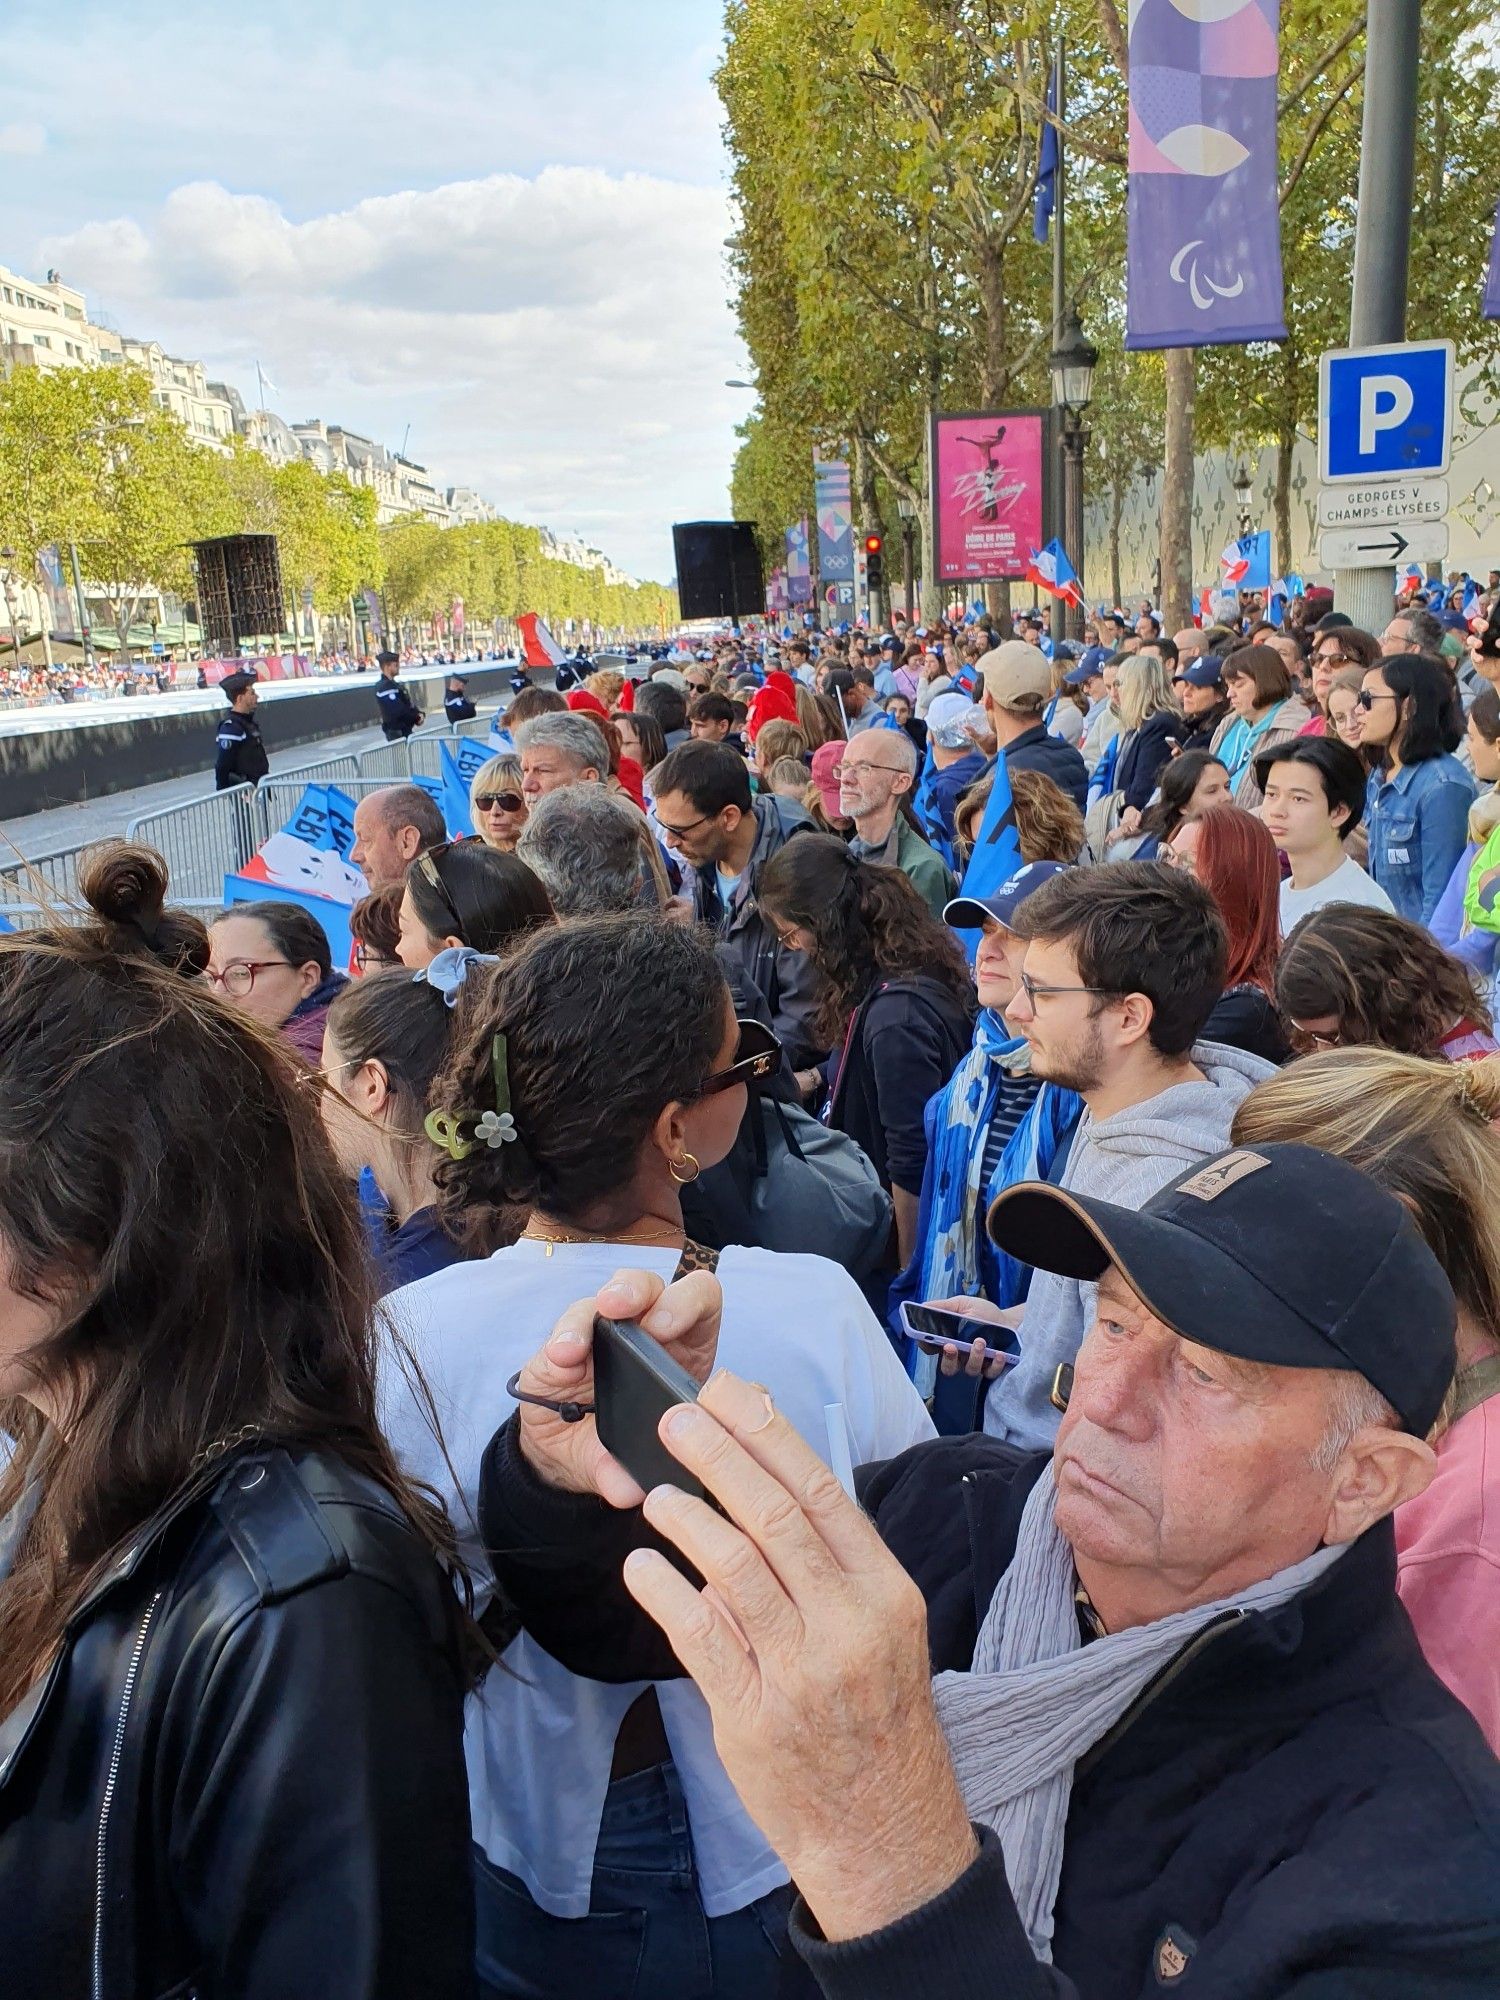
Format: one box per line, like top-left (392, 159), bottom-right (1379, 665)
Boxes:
top-left (890, 1011), bottom-right (1079, 1376)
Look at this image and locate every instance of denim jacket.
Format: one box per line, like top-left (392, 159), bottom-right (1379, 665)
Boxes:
top-left (1365, 754), bottom-right (1476, 925)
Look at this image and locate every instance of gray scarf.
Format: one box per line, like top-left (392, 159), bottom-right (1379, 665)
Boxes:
top-left (932, 1470), bottom-right (1344, 1960)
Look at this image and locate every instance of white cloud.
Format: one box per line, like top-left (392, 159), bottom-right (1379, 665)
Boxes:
top-left (42, 169), bottom-right (742, 581)
top-left (0, 122), bottom-right (46, 156)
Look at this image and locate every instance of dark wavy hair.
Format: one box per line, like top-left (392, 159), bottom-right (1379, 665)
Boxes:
top-left (1136, 751), bottom-right (1227, 847)
top-left (757, 833), bottom-right (975, 1048)
top-left (405, 841), bottom-right (554, 955)
top-left (0, 846), bottom-right (460, 1718)
top-left (1277, 904), bottom-right (1490, 1055)
top-left (431, 914), bottom-right (728, 1247)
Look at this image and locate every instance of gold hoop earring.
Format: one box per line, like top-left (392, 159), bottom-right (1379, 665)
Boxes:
top-left (669, 1152), bottom-right (701, 1185)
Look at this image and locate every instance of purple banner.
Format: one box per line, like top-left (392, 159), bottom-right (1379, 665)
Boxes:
top-left (1485, 197), bottom-right (1500, 321)
top-left (813, 455), bottom-right (854, 581)
top-left (785, 518), bottom-right (812, 605)
top-left (1126, 0), bottom-right (1286, 350)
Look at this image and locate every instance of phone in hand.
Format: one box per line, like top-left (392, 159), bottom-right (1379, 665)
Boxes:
top-left (592, 1315), bottom-right (709, 1501)
top-left (899, 1301), bottom-right (1021, 1366)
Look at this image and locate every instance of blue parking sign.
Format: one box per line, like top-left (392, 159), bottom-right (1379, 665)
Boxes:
top-left (1319, 340), bottom-right (1454, 482)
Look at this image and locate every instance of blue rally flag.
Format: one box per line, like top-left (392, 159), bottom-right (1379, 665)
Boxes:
top-left (0, 910), bottom-right (13, 934)
top-left (954, 751), bottom-right (1023, 965)
top-left (441, 742), bottom-right (475, 839)
top-left (1234, 530), bottom-right (1272, 593)
top-left (1034, 67), bottom-right (1059, 244)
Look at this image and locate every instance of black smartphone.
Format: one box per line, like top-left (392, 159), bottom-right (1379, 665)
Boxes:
top-left (592, 1315), bottom-right (708, 1501)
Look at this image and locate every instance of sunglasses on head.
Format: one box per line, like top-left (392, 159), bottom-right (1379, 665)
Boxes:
top-left (696, 1018), bottom-right (782, 1096)
top-left (475, 790), bottom-right (524, 813)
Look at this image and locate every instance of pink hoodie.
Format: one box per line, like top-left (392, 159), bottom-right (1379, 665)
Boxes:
top-left (1395, 1393), bottom-right (1500, 1750)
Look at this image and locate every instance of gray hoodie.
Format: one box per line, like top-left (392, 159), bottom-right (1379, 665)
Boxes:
top-left (982, 1040), bottom-right (1276, 1451)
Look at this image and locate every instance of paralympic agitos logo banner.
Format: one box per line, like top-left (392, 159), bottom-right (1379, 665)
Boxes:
top-left (1126, 0), bottom-right (1287, 350)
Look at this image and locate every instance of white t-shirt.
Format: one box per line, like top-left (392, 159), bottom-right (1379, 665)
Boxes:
top-left (379, 1236), bottom-right (932, 1919)
top-left (1279, 854), bottom-right (1396, 934)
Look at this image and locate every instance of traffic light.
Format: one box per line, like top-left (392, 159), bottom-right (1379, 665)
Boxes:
top-left (864, 533), bottom-right (885, 594)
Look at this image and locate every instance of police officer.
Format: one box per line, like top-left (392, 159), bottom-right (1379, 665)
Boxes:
top-left (374, 650), bottom-right (423, 741)
top-left (443, 672), bottom-right (477, 725)
top-left (214, 671), bottom-right (270, 790)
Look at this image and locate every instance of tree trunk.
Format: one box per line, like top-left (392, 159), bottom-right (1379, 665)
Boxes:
top-left (1109, 473), bottom-right (1125, 610)
top-left (1274, 419), bottom-right (1295, 580)
top-left (1161, 347), bottom-right (1196, 629)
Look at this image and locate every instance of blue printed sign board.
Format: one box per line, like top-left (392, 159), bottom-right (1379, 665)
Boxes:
top-left (1319, 340), bottom-right (1454, 483)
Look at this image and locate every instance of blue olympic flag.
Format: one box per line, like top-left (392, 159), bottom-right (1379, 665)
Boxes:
top-left (1319, 340), bottom-right (1454, 483)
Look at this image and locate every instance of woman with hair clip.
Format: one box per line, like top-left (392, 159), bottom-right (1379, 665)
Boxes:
top-left (1164, 803), bottom-right (1289, 1062)
top-left (321, 956), bottom-right (480, 1290)
top-left (0, 843), bottom-right (475, 1996)
top-left (757, 834), bottom-right (976, 1275)
top-left (396, 838), bottom-right (554, 970)
top-left (1277, 901), bottom-right (1499, 1062)
top-left (1357, 652), bottom-right (1474, 922)
top-left (377, 913), bottom-right (930, 2000)
top-left (1232, 1047), bottom-right (1500, 1748)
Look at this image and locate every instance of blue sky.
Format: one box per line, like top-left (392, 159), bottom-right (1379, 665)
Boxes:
top-left (4, 0), bottom-right (743, 579)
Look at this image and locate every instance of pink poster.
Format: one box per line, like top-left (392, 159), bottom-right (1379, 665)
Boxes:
top-left (930, 411), bottom-right (1048, 582)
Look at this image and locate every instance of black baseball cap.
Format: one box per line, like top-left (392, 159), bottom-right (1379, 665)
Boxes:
top-left (988, 1142), bottom-right (1455, 1434)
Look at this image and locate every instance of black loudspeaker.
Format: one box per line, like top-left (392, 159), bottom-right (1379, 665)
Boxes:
top-left (191, 534), bottom-right (286, 655)
top-left (672, 521), bottom-right (764, 621)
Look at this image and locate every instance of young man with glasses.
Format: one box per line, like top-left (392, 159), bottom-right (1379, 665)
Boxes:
top-left (839, 729), bottom-right (956, 919)
top-left (652, 740), bottom-right (824, 1068)
top-left (941, 864), bottom-right (1274, 1450)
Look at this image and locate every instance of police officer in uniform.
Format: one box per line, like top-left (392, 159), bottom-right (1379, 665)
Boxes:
top-left (374, 650), bottom-right (424, 741)
top-left (214, 670), bottom-right (270, 790)
top-left (443, 672), bottom-right (477, 725)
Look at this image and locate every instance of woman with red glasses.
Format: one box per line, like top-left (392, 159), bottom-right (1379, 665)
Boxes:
top-left (207, 900), bottom-right (345, 1060)
top-left (378, 912), bottom-right (931, 2000)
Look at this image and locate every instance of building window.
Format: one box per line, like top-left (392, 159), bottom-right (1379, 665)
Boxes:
top-left (33, 333), bottom-right (49, 347)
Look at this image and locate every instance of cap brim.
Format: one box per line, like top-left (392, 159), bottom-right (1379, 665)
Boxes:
top-left (986, 1181), bottom-right (1369, 1380)
top-left (943, 896), bottom-right (1001, 930)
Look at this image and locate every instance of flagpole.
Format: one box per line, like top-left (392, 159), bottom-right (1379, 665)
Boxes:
top-left (1050, 39), bottom-right (1067, 651)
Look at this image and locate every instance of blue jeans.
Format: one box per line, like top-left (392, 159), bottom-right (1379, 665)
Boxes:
top-left (474, 1762), bottom-right (792, 2000)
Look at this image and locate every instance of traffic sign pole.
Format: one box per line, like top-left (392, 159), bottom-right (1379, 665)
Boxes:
top-left (1335, 0), bottom-right (1423, 633)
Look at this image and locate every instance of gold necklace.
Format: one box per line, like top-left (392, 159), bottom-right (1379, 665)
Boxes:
top-left (520, 1219), bottom-right (685, 1258)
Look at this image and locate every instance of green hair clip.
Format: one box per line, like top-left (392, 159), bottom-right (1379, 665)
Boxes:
top-left (422, 1034), bottom-right (519, 1159)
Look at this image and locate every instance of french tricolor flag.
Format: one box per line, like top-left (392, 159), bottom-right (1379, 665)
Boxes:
top-left (518, 612), bottom-right (568, 669)
top-left (1025, 539), bottom-right (1083, 608)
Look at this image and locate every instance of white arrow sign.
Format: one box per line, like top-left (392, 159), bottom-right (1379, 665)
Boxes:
top-left (1316, 479), bottom-right (1449, 530)
top-left (1317, 520), bottom-right (1449, 570)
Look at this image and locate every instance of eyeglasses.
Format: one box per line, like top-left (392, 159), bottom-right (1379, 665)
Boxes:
top-left (1355, 689), bottom-right (1399, 710)
top-left (474, 791), bottom-right (524, 814)
top-left (1018, 971), bottom-right (1118, 1006)
top-left (352, 942), bottom-right (396, 972)
top-left (207, 958), bottom-right (294, 997)
top-left (832, 759), bottom-right (903, 780)
top-left (1288, 1021), bottom-right (1343, 1053)
top-left (695, 1018), bottom-right (783, 1096)
top-left (655, 808), bottom-right (718, 839)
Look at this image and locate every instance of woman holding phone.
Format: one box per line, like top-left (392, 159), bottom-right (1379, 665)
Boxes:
top-left (378, 912), bottom-right (931, 2000)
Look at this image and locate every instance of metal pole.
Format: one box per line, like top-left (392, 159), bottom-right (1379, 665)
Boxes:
top-left (1334, 0), bottom-right (1421, 631)
top-left (1050, 38), bottom-right (1067, 651)
top-left (1064, 418), bottom-right (1088, 643)
top-left (902, 519), bottom-right (916, 622)
top-left (68, 542), bottom-right (97, 672)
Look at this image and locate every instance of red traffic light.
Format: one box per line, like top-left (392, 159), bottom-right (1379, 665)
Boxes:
top-left (864, 534), bottom-right (884, 555)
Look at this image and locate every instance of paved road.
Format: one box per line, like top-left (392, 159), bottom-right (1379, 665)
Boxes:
top-left (1, 722), bottom-right (389, 860)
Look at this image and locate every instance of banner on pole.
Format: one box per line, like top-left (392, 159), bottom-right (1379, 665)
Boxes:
top-left (785, 520), bottom-right (812, 605)
top-left (930, 412), bottom-right (1048, 584)
top-left (813, 457), bottom-right (855, 581)
top-left (1125, 0), bottom-right (1286, 349)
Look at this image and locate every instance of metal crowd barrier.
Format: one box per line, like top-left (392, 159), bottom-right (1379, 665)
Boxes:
top-left (0, 840), bottom-right (93, 929)
top-left (124, 785), bottom-right (261, 909)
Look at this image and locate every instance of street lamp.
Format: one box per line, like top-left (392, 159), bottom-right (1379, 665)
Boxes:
top-left (1232, 460), bottom-right (1254, 537)
top-left (1048, 309), bottom-right (1098, 642)
top-left (895, 493), bottom-right (917, 623)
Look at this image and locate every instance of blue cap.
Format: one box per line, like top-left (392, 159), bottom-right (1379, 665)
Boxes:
top-left (1064, 659), bottom-right (1101, 686)
top-left (1176, 656), bottom-right (1225, 688)
top-left (943, 860), bottom-right (1070, 933)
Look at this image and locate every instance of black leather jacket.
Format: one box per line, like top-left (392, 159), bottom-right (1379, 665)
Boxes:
top-left (0, 1444), bottom-right (476, 2000)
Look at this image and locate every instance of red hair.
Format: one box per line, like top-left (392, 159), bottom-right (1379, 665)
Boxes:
top-left (1192, 805), bottom-right (1281, 995)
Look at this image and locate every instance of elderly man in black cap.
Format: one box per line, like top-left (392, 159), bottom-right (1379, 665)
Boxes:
top-left (375, 650), bottom-right (423, 740)
top-left (493, 1143), bottom-right (1500, 1999)
top-left (213, 669), bottom-right (269, 790)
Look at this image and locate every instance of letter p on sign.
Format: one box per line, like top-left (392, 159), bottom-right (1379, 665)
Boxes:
top-left (1320, 340), bottom-right (1454, 482)
top-left (1358, 375), bottom-right (1415, 455)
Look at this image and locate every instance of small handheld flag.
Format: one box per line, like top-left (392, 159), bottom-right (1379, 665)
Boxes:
top-left (1025, 539), bottom-right (1083, 608)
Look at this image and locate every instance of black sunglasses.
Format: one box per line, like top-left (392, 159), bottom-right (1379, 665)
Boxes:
top-left (697, 1018), bottom-right (782, 1096)
top-left (474, 790), bottom-right (524, 813)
